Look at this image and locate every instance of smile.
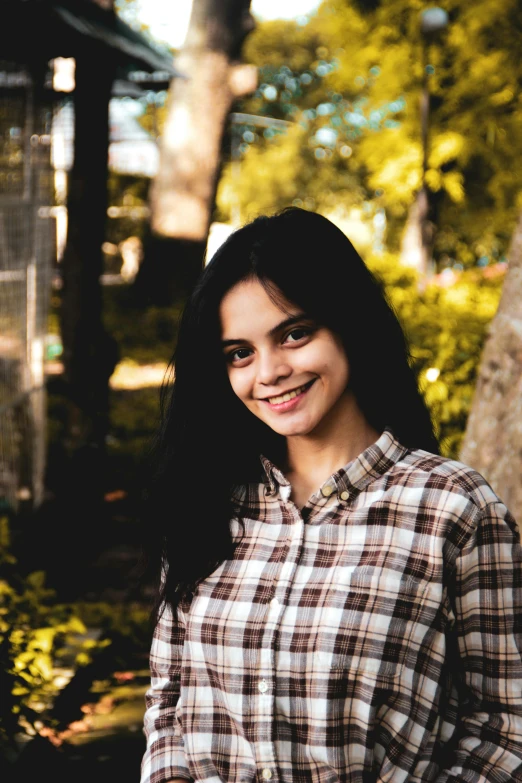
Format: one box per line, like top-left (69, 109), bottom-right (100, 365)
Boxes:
top-left (264, 380), bottom-right (316, 405)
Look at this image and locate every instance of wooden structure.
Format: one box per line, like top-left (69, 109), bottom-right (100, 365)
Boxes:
top-left (0, 0), bottom-right (176, 511)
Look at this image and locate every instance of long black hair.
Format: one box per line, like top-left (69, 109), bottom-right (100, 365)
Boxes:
top-left (146, 208), bottom-right (438, 622)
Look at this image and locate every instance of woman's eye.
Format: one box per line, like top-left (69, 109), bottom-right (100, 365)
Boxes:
top-left (284, 327), bottom-right (311, 343)
top-left (228, 348), bottom-right (251, 364)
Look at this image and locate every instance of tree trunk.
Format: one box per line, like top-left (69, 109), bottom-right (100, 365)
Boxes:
top-left (399, 187), bottom-right (436, 278)
top-left (136, 0), bottom-right (256, 305)
top-left (460, 208), bottom-right (522, 525)
top-left (60, 52), bottom-right (119, 466)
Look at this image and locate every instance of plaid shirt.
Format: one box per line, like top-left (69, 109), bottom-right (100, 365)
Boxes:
top-left (141, 428), bottom-right (522, 783)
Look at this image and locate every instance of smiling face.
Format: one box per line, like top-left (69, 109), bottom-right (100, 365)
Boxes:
top-left (219, 277), bottom-right (352, 440)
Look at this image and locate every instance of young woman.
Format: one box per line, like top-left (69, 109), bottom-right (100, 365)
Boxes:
top-left (141, 208), bottom-right (522, 783)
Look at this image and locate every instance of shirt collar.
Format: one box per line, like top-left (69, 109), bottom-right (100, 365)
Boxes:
top-left (259, 427), bottom-right (409, 500)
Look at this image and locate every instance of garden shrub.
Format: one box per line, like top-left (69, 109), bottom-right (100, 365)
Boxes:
top-left (368, 255), bottom-right (504, 457)
top-left (0, 514), bottom-right (110, 753)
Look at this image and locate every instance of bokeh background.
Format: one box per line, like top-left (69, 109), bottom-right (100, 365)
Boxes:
top-left (1, 0), bottom-right (521, 780)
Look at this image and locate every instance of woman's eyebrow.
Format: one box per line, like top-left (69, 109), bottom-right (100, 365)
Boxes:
top-left (221, 313), bottom-right (309, 348)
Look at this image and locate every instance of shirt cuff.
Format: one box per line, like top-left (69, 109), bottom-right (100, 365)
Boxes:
top-left (141, 727), bottom-right (192, 783)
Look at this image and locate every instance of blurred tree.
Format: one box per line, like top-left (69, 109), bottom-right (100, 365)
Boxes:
top-left (460, 207), bottom-right (522, 525)
top-left (137, 0), bottom-right (257, 305)
top-left (60, 51), bottom-right (119, 459)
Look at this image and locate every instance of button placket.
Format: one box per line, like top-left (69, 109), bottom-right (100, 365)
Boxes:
top-left (256, 585), bottom-right (279, 777)
top-left (256, 506), bottom-right (302, 783)
top-left (321, 483), bottom-right (334, 498)
top-left (255, 664), bottom-right (276, 776)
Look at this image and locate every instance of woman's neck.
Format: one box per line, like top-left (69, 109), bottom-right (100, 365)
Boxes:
top-left (284, 391), bottom-right (381, 488)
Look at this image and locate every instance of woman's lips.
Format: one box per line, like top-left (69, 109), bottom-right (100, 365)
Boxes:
top-left (261, 379), bottom-right (316, 412)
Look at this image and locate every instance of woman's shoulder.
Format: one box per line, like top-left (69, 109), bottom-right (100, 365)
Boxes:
top-left (389, 447), bottom-right (519, 556)
top-left (395, 445), bottom-right (506, 513)
top-left (230, 480), bottom-right (268, 509)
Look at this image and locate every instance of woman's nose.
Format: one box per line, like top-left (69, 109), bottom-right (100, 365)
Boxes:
top-left (257, 350), bottom-right (292, 386)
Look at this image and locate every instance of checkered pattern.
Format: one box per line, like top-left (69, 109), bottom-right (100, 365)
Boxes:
top-left (141, 429), bottom-right (522, 783)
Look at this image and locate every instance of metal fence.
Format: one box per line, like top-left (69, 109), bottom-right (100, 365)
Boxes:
top-left (0, 60), bottom-right (54, 511)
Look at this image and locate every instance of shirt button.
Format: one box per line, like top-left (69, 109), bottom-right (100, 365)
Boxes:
top-left (340, 490), bottom-right (349, 501)
top-left (258, 679), bottom-right (269, 693)
top-left (262, 770), bottom-right (272, 780)
top-left (270, 597), bottom-right (279, 607)
top-left (321, 484), bottom-right (334, 497)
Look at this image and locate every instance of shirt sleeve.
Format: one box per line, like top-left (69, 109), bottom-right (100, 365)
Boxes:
top-left (141, 600), bottom-right (192, 783)
top-left (436, 500), bottom-right (522, 782)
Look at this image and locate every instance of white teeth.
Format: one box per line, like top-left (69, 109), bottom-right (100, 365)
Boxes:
top-left (268, 383), bottom-right (310, 405)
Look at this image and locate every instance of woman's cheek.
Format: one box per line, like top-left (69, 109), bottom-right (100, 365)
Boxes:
top-left (228, 377), bottom-right (242, 402)
top-left (228, 370), bottom-right (252, 403)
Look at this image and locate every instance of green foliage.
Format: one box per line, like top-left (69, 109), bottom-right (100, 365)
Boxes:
top-left (218, 121), bottom-right (366, 224)
top-left (366, 255), bottom-right (505, 456)
top-left (0, 515), bottom-right (151, 750)
top-left (71, 601), bottom-right (150, 658)
top-left (0, 519), bottom-right (93, 748)
top-left (219, 0), bottom-right (522, 264)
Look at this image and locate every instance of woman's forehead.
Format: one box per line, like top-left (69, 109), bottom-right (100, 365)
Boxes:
top-left (219, 279), bottom-right (300, 339)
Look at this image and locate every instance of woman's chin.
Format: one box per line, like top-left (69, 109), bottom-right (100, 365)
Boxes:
top-left (265, 415), bottom-right (317, 439)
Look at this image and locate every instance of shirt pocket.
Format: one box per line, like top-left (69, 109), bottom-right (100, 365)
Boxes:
top-left (315, 568), bottom-right (437, 682)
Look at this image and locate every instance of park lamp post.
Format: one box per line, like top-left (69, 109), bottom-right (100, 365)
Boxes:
top-left (419, 6), bottom-right (449, 277)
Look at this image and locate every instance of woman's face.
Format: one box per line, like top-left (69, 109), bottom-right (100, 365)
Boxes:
top-left (219, 278), bottom-right (351, 439)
